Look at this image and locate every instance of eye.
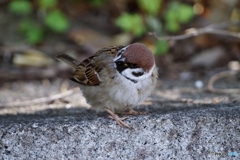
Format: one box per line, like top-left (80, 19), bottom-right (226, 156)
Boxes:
top-left (129, 63), bottom-right (138, 68)
top-left (116, 61), bottom-right (124, 65)
top-left (115, 61), bottom-right (128, 73)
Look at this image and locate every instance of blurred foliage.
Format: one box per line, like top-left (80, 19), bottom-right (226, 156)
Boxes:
top-left (116, 0), bottom-right (194, 35)
top-left (7, 0), bottom-right (195, 54)
top-left (90, 0), bottom-right (106, 7)
top-left (8, 0), bottom-right (69, 44)
top-left (115, 0), bottom-right (195, 55)
top-left (8, 0), bottom-right (32, 15)
top-left (155, 40), bottom-right (168, 56)
top-left (164, 1), bottom-right (194, 33)
top-left (115, 13), bottom-right (146, 36)
top-left (44, 10), bottom-right (69, 32)
top-left (38, 0), bottom-right (57, 8)
top-left (19, 20), bottom-right (44, 44)
top-left (138, 0), bottom-right (162, 16)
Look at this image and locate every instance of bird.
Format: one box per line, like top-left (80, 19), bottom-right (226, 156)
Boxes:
top-left (56, 43), bottom-right (158, 128)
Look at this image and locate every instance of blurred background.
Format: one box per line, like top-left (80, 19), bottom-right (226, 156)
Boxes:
top-left (0, 0), bottom-right (240, 114)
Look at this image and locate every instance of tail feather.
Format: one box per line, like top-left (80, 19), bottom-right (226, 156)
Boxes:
top-left (56, 54), bottom-right (81, 68)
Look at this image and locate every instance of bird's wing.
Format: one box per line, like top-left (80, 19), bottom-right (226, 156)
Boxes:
top-left (57, 46), bottom-right (125, 86)
top-left (71, 45), bottom-right (125, 86)
top-left (69, 55), bottom-right (99, 85)
top-left (95, 45), bottom-right (125, 57)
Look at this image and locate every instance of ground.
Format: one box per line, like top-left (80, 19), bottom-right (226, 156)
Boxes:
top-left (0, 77), bottom-right (239, 159)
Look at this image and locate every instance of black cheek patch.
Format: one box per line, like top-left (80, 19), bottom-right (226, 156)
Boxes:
top-left (132, 71), bottom-right (144, 77)
top-left (115, 61), bottom-right (128, 73)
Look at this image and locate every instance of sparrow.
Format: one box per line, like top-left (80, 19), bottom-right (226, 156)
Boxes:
top-left (56, 43), bottom-right (158, 128)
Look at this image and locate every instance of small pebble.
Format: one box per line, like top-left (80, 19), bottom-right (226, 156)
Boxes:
top-left (195, 80), bottom-right (203, 89)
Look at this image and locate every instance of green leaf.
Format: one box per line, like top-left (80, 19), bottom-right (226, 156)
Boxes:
top-left (25, 27), bottom-right (44, 44)
top-left (8, 0), bottom-right (32, 15)
top-left (38, 0), bottom-right (57, 9)
top-left (164, 1), bottom-right (195, 33)
top-left (44, 10), bottom-right (69, 32)
top-left (165, 20), bottom-right (180, 32)
top-left (178, 4), bottom-right (194, 23)
top-left (115, 13), bottom-right (146, 36)
top-left (164, 9), bottom-right (178, 23)
top-left (155, 40), bottom-right (168, 55)
top-left (20, 20), bottom-right (44, 44)
top-left (164, 2), bottom-right (179, 32)
top-left (138, 0), bottom-right (162, 15)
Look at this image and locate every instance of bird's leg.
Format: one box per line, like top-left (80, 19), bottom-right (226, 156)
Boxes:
top-left (104, 108), bottom-right (131, 129)
top-left (120, 108), bottom-right (148, 116)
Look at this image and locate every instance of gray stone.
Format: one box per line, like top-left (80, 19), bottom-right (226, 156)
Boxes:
top-left (0, 104), bottom-right (239, 160)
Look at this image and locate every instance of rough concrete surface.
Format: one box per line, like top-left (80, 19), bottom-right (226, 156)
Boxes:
top-left (0, 78), bottom-right (240, 159)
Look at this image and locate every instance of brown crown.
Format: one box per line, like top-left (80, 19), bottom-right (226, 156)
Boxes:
top-left (123, 43), bottom-right (155, 72)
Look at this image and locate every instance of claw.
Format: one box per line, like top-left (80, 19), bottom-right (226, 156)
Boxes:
top-left (120, 108), bottom-right (148, 115)
top-left (105, 108), bottom-right (132, 129)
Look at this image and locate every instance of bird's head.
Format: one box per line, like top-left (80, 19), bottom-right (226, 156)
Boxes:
top-left (114, 43), bottom-right (155, 82)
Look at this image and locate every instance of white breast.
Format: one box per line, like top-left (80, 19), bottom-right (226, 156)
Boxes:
top-left (111, 72), bottom-right (151, 102)
top-left (80, 66), bottom-right (157, 113)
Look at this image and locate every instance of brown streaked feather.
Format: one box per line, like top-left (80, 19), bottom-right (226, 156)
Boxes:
top-left (71, 63), bottom-right (100, 86)
top-left (95, 46), bottom-right (125, 57)
top-left (70, 46), bottom-right (125, 86)
top-left (56, 46), bottom-right (125, 86)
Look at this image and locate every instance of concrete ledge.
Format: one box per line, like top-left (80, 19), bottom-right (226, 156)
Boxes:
top-left (0, 104), bottom-right (239, 159)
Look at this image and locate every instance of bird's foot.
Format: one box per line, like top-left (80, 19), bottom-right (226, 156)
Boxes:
top-left (120, 108), bottom-right (148, 116)
top-left (105, 108), bottom-right (131, 129)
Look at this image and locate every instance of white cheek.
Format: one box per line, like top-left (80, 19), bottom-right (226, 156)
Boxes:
top-left (122, 65), bottom-right (155, 81)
